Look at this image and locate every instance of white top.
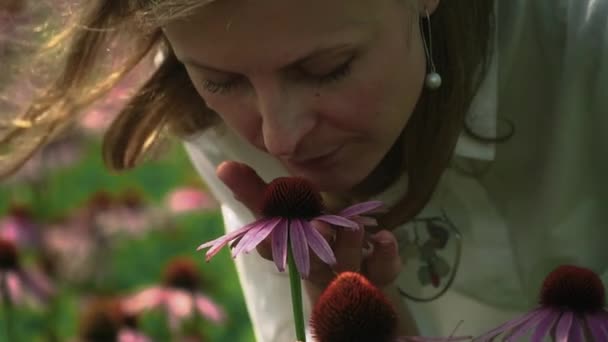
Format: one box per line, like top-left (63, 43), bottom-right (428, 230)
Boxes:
top-left (183, 0), bottom-right (608, 340)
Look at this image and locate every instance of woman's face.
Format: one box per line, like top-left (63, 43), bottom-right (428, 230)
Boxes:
top-left (164, 0), bottom-right (428, 192)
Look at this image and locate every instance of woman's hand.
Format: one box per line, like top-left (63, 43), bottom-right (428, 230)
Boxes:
top-left (216, 161), bottom-right (417, 334)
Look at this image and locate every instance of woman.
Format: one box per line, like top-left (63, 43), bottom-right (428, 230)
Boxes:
top-left (1, 0), bottom-right (606, 341)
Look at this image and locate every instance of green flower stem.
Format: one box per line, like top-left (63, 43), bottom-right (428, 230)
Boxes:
top-left (287, 245), bottom-right (306, 342)
top-left (0, 273), bottom-right (18, 342)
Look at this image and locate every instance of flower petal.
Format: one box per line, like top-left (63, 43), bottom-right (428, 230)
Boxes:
top-left (271, 219), bottom-right (289, 272)
top-left (232, 218), bottom-right (281, 257)
top-left (5, 271), bottom-right (23, 304)
top-left (165, 289), bottom-right (193, 319)
top-left (351, 216), bottom-right (378, 227)
top-left (230, 225), bottom-right (265, 258)
top-left (567, 315), bottom-right (584, 342)
top-left (339, 200), bottom-right (385, 217)
top-left (290, 219), bottom-right (310, 277)
top-left (400, 336), bottom-right (471, 342)
top-left (314, 215), bottom-right (359, 230)
top-left (586, 312), bottom-right (608, 341)
top-left (195, 294), bottom-right (226, 324)
top-left (554, 311), bottom-right (573, 342)
top-left (118, 328), bottom-right (152, 342)
top-left (302, 221), bottom-right (336, 266)
top-left (197, 220), bottom-right (262, 251)
top-left (474, 309), bottom-right (544, 341)
top-left (17, 268), bottom-right (53, 303)
top-left (503, 308), bottom-right (552, 341)
top-left (123, 286), bottom-right (166, 314)
top-left (529, 309), bottom-right (559, 342)
top-left (197, 220), bottom-right (264, 260)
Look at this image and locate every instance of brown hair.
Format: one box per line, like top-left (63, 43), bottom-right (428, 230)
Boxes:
top-left (379, 1), bottom-right (495, 228)
top-left (0, 1), bottom-right (494, 228)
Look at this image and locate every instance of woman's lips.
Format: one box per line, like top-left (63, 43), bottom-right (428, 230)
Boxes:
top-left (289, 145), bottom-right (343, 169)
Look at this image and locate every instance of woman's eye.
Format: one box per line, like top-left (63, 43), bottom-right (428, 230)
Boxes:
top-left (307, 57), bottom-right (355, 84)
top-left (199, 57), bottom-right (355, 94)
top-left (202, 78), bottom-right (242, 94)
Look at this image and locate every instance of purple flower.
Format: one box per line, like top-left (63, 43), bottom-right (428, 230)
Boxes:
top-left (311, 272), bottom-right (471, 342)
top-left (118, 329), bottom-right (152, 342)
top-left (96, 190), bottom-right (159, 238)
top-left (0, 238), bottom-right (53, 307)
top-left (123, 258), bottom-right (225, 330)
top-left (0, 204), bottom-right (41, 248)
top-left (76, 298), bottom-right (152, 342)
top-left (165, 186), bottom-right (218, 214)
top-left (475, 265), bottom-right (608, 341)
top-left (43, 215), bottom-right (99, 283)
top-left (197, 177), bottom-right (384, 278)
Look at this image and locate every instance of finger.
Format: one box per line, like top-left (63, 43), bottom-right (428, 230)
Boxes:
top-left (305, 221), bottom-right (338, 285)
top-left (216, 161), bottom-right (267, 214)
top-left (332, 224), bottom-right (365, 273)
top-left (310, 220), bottom-right (337, 244)
top-left (255, 238), bottom-right (273, 261)
top-left (363, 230), bottom-right (401, 287)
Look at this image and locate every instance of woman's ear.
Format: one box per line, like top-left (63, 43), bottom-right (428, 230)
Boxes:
top-left (418, 0), bottom-right (440, 15)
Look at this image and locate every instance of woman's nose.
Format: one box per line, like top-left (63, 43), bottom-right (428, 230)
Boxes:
top-left (256, 85), bottom-right (316, 158)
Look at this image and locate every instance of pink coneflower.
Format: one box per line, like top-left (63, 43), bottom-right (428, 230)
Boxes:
top-left (79, 84), bottom-right (131, 134)
top-left (117, 308), bottom-right (152, 342)
top-left (43, 215), bottom-right (98, 284)
top-left (311, 272), bottom-right (471, 342)
top-left (165, 187), bottom-right (217, 214)
top-left (197, 176), bottom-right (383, 278)
top-left (475, 265), bottom-right (608, 341)
top-left (123, 257), bottom-right (225, 331)
top-left (0, 238), bottom-right (53, 307)
top-left (76, 298), bottom-right (151, 342)
top-left (97, 190), bottom-right (155, 238)
top-left (0, 204), bottom-right (40, 248)
top-left (58, 190), bottom-right (156, 243)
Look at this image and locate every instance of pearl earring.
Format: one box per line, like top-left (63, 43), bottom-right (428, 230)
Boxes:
top-left (421, 9), bottom-right (442, 90)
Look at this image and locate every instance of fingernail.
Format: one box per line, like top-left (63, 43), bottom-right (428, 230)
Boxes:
top-left (378, 240), bottom-right (398, 257)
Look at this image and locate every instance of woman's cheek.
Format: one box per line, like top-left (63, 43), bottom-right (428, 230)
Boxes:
top-left (206, 98), bottom-right (261, 145)
top-left (319, 83), bottom-right (387, 131)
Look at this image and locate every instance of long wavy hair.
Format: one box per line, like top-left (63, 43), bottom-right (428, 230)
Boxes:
top-left (0, 0), bottom-right (495, 228)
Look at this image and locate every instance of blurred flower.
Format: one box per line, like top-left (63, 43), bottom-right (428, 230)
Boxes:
top-left (0, 238), bottom-right (53, 307)
top-left (43, 190), bottom-right (164, 284)
top-left (43, 215), bottom-right (97, 283)
top-left (43, 191), bottom-right (116, 284)
top-left (124, 257), bottom-right (226, 331)
top-left (117, 307), bottom-right (152, 342)
top-left (475, 265), bottom-right (608, 341)
top-left (78, 84), bottom-right (130, 134)
top-left (48, 190), bottom-right (156, 242)
top-left (198, 177), bottom-right (383, 278)
top-left (97, 190), bottom-right (153, 238)
top-left (0, 204), bottom-right (41, 248)
top-left (76, 298), bottom-right (151, 342)
top-left (311, 272), bottom-right (471, 342)
top-left (6, 129), bottom-right (85, 184)
top-left (165, 187), bottom-right (217, 214)
top-left (78, 41), bottom-right (157, 136)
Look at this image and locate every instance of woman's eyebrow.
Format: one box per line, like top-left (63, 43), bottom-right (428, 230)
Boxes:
top-left (180, 43), bottom-right (357, 74)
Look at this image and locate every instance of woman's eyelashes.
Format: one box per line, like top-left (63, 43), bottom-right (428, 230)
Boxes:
top-left (199, 57), bottom-right (356, 95)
